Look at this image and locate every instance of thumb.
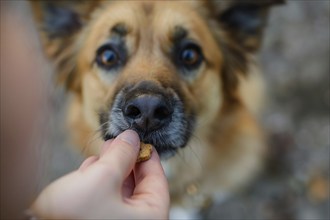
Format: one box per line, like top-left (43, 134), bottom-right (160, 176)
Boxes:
top-left (99, 130), bottom-right (140, 185)
top-left (132, 149), bottom-right (169, 214)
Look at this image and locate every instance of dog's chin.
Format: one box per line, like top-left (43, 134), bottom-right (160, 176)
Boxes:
top-left (103, 130), bottom-right (185, 159)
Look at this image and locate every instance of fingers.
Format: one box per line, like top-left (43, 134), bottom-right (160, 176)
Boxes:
top-left (78, 138), bottom-right (113, 171)
top-left (79, 156), bottom-right (99, 171)
top-left (99, 130), bottom-right (140, 186)
top-left (100, 139), bottom-right (113, 156)
top-left (132, 148), bottom-right (170, 211)
top-left (78, 139), bottom-right (113, 172)
top-left (122, 171), bottom-right (135, 198)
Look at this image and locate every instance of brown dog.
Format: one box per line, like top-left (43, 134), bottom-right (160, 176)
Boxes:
top-left (30, 0), bottom-right (282, 218)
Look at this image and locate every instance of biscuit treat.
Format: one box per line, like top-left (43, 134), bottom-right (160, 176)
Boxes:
top-left (137, 142), bottom-right (153, 163)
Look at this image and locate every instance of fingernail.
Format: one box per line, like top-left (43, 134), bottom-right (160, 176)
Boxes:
top-left (117, 130), bottom-right (139, 147)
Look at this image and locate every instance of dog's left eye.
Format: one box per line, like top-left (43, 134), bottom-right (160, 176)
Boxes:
top-left (178, 43), bottom-right (203, 69)
top-left (95, 45), bottom-right (120, 69)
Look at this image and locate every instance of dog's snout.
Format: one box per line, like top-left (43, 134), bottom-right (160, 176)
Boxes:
top-left (123, 95), bottom-right (172, 132)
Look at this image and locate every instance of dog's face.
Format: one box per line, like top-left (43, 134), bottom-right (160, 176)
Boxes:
top-left (78, 1), bottom-right (225, 157)
top-left (31, 0), bottom-right (282, 157)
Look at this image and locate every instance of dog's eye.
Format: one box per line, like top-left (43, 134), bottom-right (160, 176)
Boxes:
top-left (181, 49), bottom-right (199, 65)
top-left (179, 44), bottom-right (203, 69)
top-left (96, 45), bottom-right (120, 69)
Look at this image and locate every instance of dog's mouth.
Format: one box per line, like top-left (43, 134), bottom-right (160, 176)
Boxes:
top-left (100, 81), bottom-right (194, 159)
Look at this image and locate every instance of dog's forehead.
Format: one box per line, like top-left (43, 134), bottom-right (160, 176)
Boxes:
top-left (80, 1), bottom-right (222, 76)
top-left (92, 1), bottom-right (206, 43)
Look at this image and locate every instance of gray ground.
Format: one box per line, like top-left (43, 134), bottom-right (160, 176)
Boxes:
top-left (13, 1), bottom-right (330, 219)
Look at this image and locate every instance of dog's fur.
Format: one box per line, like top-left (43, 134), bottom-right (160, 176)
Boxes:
top-left (30, 0), bottom-right (282, 217)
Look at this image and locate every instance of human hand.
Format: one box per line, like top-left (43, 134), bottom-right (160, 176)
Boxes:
top-left (31, 130), bottom-right (169, 219)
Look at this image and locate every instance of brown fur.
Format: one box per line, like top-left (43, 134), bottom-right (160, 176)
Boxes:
top-left (30, 0), bottom-right (282, 216)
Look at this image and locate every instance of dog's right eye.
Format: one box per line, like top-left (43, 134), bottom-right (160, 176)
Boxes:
top-left (173, 41), bottom-right (204, 73)
top-left (95, 45), bottom-right (120, 70)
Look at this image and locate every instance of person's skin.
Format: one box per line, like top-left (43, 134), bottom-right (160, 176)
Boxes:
top-left (31, 130), bottom-right (170, 219)
top-left (1, 2), bottom-right (49, 218)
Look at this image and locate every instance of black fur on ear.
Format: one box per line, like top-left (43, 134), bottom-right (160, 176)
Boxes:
top-left (203, 0), bottom-right (284, 104)
top-left (211, 0), bottom-right (284, 52)
top-left (29, 1), bottom-right (100, 93)
top-left (29, 1), bottom-right (91, 40)
top-left (42, 3), bottom-right (82, 39)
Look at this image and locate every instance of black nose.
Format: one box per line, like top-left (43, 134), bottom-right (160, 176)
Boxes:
top-left (123, 95), bottom-right (172, 132)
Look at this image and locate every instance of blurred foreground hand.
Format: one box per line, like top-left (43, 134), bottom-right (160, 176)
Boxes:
top-left (31, 130), bottom-right (169, 219)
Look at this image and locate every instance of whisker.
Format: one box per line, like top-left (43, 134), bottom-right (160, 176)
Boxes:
top-left (96, 120), bottom-right (110, 133)
top-left (173, 128), bottom-right (204, 171)
top-left (79, 120), bottom-right (112, 155)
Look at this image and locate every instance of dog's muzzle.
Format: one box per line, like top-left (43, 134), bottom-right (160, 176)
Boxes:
top-left (100, 81), bottom-right (194, 158)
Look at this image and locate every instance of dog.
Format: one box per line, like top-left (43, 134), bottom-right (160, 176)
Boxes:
top-left (30, 0), bottom-right (282, 218)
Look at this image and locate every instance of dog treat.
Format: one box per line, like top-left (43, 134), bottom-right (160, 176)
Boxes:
top-left (137, 142), bottom-right (153, 163)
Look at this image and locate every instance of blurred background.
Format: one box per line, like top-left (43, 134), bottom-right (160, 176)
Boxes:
top-left (1, 1), bottom-right (329, 219)
top-left (207, 1), bottom-right (330, 219)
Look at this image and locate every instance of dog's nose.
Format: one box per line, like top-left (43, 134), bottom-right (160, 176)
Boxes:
top-left (123, 95), bottom-right (172, 132)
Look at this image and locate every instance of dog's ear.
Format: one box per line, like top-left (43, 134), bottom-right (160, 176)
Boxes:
top-left (29, 0), bottom-right (100, 93)
top-left (202, 0), bottom-right (284, 103)
top-left (209, 0), bottom-right (284, 52)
